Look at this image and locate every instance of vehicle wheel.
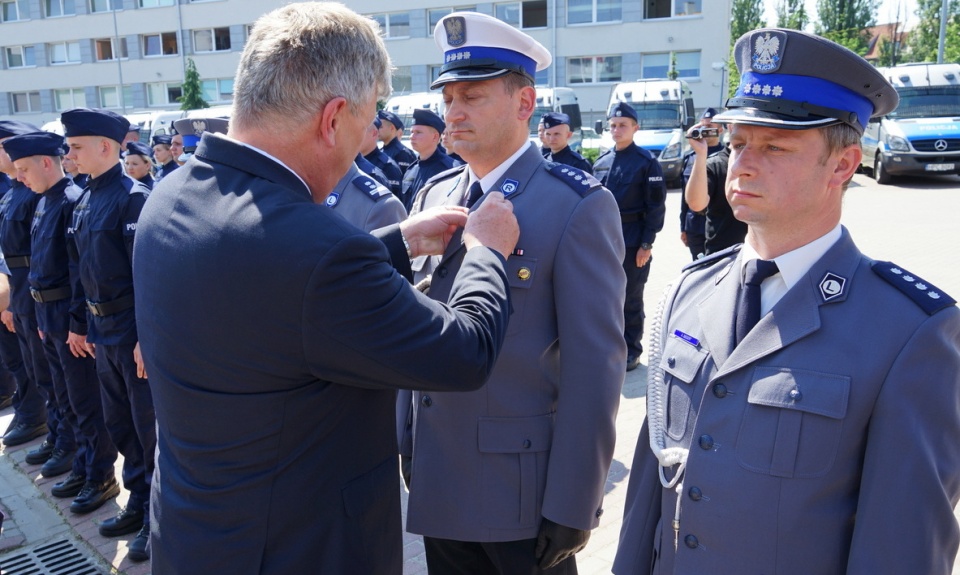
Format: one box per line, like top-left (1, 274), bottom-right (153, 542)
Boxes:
top-left (874, 154), bottom-right (892, 185)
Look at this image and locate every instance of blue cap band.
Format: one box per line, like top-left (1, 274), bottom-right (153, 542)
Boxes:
top-left (182, 134), bottom-right (201, 148)
top-left (442, 45), bottom-right (536, 78)
top-left (736, 71), bottom-right (873, 131)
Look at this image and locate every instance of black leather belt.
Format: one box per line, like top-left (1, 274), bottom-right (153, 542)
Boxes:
top-left (30, 285), bottom-right (72, 303)
top-left (5, 255), bottom-right (30, 269)
top-left (86, 294), bottom-right (135, 317)
top-left (620, 212), bottom-right (644, 223)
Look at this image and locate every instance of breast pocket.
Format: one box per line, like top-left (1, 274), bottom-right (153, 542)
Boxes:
top-left (737, 367), bottom-right (850, 478)
top-left (503, 256), bottom-right (537, 336)
top-left (659, 335), bottom-right (709, 441)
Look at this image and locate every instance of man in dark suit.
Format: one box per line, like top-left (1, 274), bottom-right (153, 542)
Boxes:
top-left (133, 4), bottom-right (519, 574)
top-left (401, 12), bottom-right (626, 574)
top-left (614, 28), bottom-right (960, 575)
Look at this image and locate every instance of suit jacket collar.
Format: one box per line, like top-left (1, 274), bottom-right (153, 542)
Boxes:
top-left (195, 133), bottom-right (312, 200)
top-left (708, 227), bottom-right (863, 377)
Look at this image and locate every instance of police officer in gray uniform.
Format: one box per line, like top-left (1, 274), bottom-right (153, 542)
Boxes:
top-left (401, 12), bottom-right (626, 574)
top-left (329, 162), bottom-right (407, 232)
top-left (613, 28), bottom-right (960, 575)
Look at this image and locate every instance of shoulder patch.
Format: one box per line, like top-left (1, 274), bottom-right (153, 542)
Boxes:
top-left (872, 261), bottom-right (956, 315)
top-left (352, 175), bottom-right (390, 202)
top-left (545, 162), bottom-right (602, 197)
top-left (681, 243), bottom-right (741, 272)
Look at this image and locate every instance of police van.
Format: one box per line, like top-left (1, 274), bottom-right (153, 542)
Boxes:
top-left (529, 87), bottom-right (586, 150)
top-left (596, 79), bottom-right (695, 187)
top-left (861, 62), bottom-right (960, 184)
top-left (382, 92), bottom-right (445, 135)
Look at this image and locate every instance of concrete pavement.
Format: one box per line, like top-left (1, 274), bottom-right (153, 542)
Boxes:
top-left (1, 173), bottom-right (958, 574)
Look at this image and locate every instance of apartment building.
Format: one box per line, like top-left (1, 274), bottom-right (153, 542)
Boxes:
top-left (0, 0), bottom-right (731, 125)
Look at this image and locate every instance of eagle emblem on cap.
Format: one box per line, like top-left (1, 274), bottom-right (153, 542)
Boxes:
top-left (191, 120), bottom-right (207, 136)
top-left (444, 16), bottom-right (466, 47)
top-left (752, 32), bottom-right (782, 73)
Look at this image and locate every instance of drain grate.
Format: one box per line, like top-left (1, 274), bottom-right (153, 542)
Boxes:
top-left (1, 538), bottom-right (103, 575)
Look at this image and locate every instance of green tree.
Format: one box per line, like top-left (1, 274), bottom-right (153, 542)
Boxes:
top-left (179, 58), bottom-right (209, 111)
top-left (775, 0), bottom-right (810, 30)
top-left (904, 0), bottom-right (960, 63)
top-left (728, 0), bottom-right (766, 99)
top-left (668, 53), bottom-right (679, 80)
top-left (815, 0), bottom-right (878, 54)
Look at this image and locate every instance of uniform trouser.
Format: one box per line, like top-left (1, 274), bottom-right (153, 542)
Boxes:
top-left (13, 312), bottom-right (65, 446)
top-left (623, 246), bottom-right (652, 359)
top-left (96, 343), bottom-right (155, 523)
top-left (0, 325), bottom-right (33, 422)
top-left (686, 233), bottom-right (706, 261)
top-left (42, 331), bottom-right (118, 482)
top-left (423, 536), bottom-right (578, 575)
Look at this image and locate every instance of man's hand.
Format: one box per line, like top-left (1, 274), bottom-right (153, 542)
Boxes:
top-left (400, 205), bottom-right (469, 258)
top-left (68, 331), bottom-right (95, 358)
top-left (462, 192), bottom-right (519, 259)
top-left (636, 247), bottom-right (652, 267)
top-left (680, 231), bottom-right (688, 246)
top-left (686, 123), bottom-right (709, 156)
top-left (535, 518), bottom-right (591, 570)
top-left (133, 341), bottom-right (147, 379)
top-left (1, 310), bottom-right (14, 333)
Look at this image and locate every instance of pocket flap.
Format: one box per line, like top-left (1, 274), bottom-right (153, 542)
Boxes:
top-left (478, 414), bottom-right (553, 453)
top-left (659, 335), bottom-right (708, 384)
top-left (747, 367), bottom-right (850, 419)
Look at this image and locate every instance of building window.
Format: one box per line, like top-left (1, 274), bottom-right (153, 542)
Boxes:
top-left (50, 41), bottom-right (81, 65)
top-left (147, 82), bottom-right (183, 106)
top-left (143, 32), bottom-right (179, 57)
top-left (99, 85), bottom-right (133, 109)
top-left (90, 0), bottom-right (120, 10)
top-left (427, 6), bottom-right (477, 35)
top-left (642, 51), bottom-right (700, 79)
top-left (44, 0), bottom-right (75, 17)
top-left (567, 55), bottom-right (621, 84)
top-left (392, 65), bottom-right (412, 94)
top-left (95, 37), bottom-right (128, 61)
top-left (139, 0), bottom-right (174, 7)
top-left (372, 12), bottom-right (410, 39)
top-left (11, 91), bottom-right (41, 113)
top-left (200, 78), bottom-right (234, 103)
top-left (535, 66), bottom-right (549, 86)
top-left (496, 1), bottom-right (546, 28)
top-left (55, 87), bottom-right (86, 111)
top-left (1, 0), bottom-right (29, 22)
top-left (5, 46), bottom-right (36, 68)
top-left (193, 27), bottom-right (231, 52)
top-left (645, 0), bottom-right (700, 19)
top-left (567, 0), bottom-right (620, 24)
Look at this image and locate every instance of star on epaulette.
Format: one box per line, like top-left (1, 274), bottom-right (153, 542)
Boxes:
top-left (873, 261), bottom-right (956, 315)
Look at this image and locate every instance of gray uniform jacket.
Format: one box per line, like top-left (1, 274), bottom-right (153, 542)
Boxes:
top-left (614, 228), bottom-right (960, 575)
top-left (329, 162), bottom-right (407, 232)
top-left (401, 143), bottom-right (628, 542)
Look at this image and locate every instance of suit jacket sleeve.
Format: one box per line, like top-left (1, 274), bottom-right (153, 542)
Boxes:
top-left (303, 230), bottom-right (511, 392)
top-left (541, 187), bottom-right (627, 530)
top-left (846, 307), bottom-right (960, 574)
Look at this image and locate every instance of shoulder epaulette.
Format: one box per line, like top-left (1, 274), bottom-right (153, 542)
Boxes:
top-left (872, 261), bottom-right (956, 315)
top-left (545, 162), bottom-right (602, 197)
top-left (351, 175), bottom-right (390, 202)
top-left (681, 244), bottom-right (741, 272)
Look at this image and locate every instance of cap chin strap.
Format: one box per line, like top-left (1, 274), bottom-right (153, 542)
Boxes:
top-left (724, 96), bottom-right (859, 128)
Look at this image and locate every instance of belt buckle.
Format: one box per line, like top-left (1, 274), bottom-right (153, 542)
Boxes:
top-left (30, 289), bottom-right (42, 303)
top-left (86, 300), bottom-right (102, 317)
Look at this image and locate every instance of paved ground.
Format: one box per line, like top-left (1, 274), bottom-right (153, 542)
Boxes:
top-left (0, 172), bottom-right (958, 574)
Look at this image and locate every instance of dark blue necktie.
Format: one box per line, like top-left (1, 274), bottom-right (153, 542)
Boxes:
top-left (465, 181), bottom-right (483, 208)
top-left (736, 259), bottom-right (779, 344)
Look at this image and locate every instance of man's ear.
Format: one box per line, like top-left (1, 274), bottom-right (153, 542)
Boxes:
top-left (830, 144), bottom-right (862, 188)
top-left (517, 86), bottom-right (536, 122)
top-left (317, 96), bottom-right (349, 148)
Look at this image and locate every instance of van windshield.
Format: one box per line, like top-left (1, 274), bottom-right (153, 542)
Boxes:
top-left (889, 86), bottom-right (960, 119)
top-left (609, 102), bottom-right (680, 129)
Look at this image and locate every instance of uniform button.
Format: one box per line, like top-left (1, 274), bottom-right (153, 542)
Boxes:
top-left (712, 383), bottom-right (727, 398)
top-left (523, 439), bottom-right (532, 449)
top-left (595, 508), bottom-right (604, 518)
top-left (684, 534), bottom-right (699, 549)
top-left (688, 486), bottom-right (702, 501)
top-left (789, 388), bottom-right (802, 401)
top-left (698, 435), bottom-right (714, 450)
top-left (421, 395), bottom-right (432, 407)
top-left (667, 356), bottom-right (676, 367)
top-left (437, 267), bottom-right (448, 278)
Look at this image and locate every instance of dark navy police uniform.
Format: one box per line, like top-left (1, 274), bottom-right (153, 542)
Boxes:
top-left (547, 145), bottom-right (593, 174)
top-left (382, 137), bottom-right (417, 175)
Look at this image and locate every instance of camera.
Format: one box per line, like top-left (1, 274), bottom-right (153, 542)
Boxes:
top-left (688, 127), bottom-right (719, 140)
